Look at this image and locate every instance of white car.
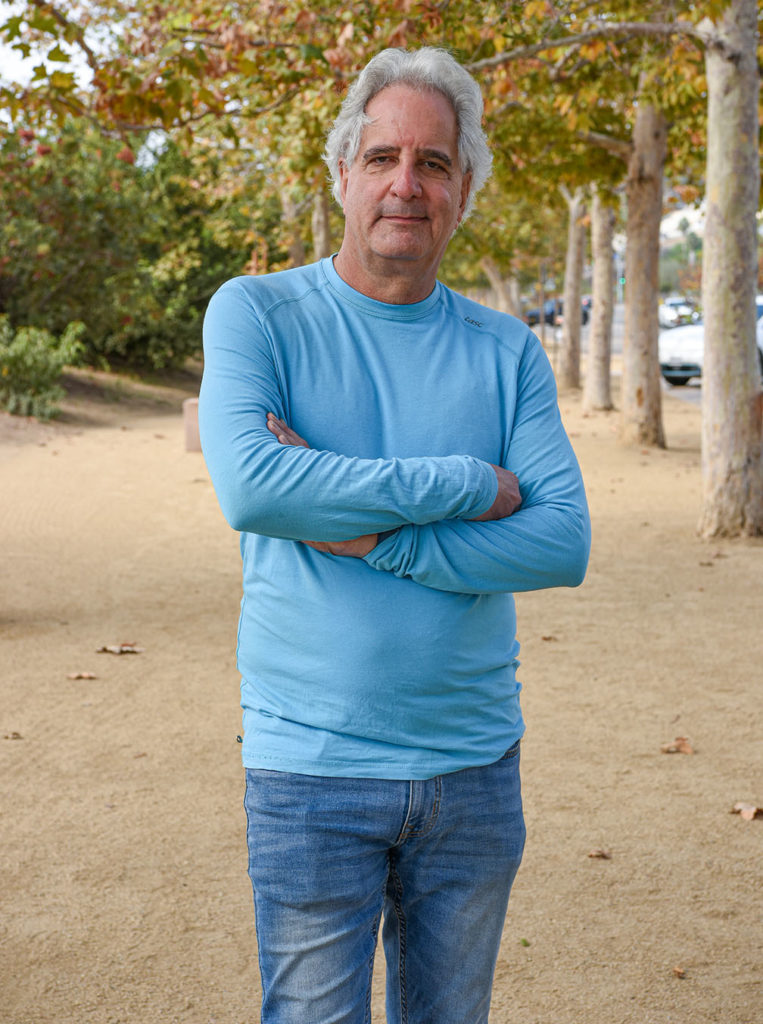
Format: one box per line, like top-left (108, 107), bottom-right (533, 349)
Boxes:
top-left (658, 296), bottom-right (697, 328)
top-left (658, 295), bottom-right (763, 386)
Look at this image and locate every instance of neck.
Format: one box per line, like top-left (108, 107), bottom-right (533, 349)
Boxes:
top-left (332, 249), bottom-right (436, 305)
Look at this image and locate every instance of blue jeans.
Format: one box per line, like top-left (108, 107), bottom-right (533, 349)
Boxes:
top-left (243, 742), bottom-right (525, 1024)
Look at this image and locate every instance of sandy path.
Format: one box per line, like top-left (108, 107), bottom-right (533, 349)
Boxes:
top-left (1, 367), bottom-right (761, 1024)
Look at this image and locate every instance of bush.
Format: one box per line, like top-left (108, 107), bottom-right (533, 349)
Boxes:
top-left (0, 316), bottom-right (85, 420)
top-left (0, 126), bottom-right (259, 371)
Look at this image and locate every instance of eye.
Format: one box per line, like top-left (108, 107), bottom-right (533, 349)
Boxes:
top-left (422, 160), bottom-right (449, 175)
top-left (365, 153), bottom-right (395, 168)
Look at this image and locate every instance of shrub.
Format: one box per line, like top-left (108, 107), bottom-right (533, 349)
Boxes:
top-left (0, 316), bottom-right (85, 420)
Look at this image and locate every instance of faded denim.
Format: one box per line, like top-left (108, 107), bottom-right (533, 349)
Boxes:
top-left (243, 743), bottom-right (525, 1024)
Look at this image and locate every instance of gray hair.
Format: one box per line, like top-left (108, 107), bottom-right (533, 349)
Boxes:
top-left (324, 47), bottom-right (492, 221)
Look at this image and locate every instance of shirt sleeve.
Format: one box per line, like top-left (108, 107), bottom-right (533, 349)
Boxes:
top-left (363, 335), bottom-right (591, 594)
top-left (198, 278), bottom-right (498, 540)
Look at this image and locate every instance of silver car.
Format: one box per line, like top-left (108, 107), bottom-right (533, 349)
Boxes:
top-left (658, 296), bottom-right (763, 386)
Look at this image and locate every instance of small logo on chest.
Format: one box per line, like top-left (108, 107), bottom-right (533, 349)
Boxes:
top-left (464, 316), bottom-right (484, 327)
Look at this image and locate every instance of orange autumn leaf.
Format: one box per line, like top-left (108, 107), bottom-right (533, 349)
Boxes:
top-left (661, 736), bottom-right (694, 754)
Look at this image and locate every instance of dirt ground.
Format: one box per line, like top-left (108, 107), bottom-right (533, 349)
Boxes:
top-left (1, 363), bottom-right (761, 1024)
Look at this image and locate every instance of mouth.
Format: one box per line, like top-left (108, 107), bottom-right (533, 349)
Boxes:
top-left (379, 213), bottom-right (427, 224)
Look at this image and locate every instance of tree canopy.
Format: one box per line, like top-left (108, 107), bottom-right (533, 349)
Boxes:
top-left (2, 0), bottom-right (761, 533)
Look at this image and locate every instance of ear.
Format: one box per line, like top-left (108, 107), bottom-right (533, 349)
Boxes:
top-left (456, 171), bottom-right (472, 225)
top-left (338, 158), bottom-right (350, 206)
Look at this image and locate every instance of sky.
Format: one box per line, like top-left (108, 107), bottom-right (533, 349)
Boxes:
top-left (1, 0), bottom-right (94, 89)
top-left (1, 43), bottom-right (33, 84)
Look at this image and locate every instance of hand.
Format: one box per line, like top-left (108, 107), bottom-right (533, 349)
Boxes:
top-left (303, 535), bottom-right (379, 558)
top-left (266, 413), bottom-right (309, 448)
top-left (266, 412), bottom-right (377, 558)
top-left (471, 464), bottom-right (521, 521)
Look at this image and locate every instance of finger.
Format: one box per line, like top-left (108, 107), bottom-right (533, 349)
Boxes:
top-left (266, 413), bottom-right (309, 448)
top-left (266, 414), bottom-right (284, 438)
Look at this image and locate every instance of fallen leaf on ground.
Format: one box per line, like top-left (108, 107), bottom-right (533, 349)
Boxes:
top-left (661, 736), bottom-right (694, 754)
top-left (588, 848), bottom-right (612, 859)
top-left (731, 802), bottom-right (762, 821)
top-left (67, 671), bottom-right (97, 680)
top-left (96, 643), bottom-right (144, 655)
top-left (673, 966), bottom-right (686, 979)
top-left (541, 635), bottom-right (558, 642)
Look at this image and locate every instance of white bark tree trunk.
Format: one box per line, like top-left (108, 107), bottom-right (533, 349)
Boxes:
top-left (281, 190), bottom-right (306, 267)
top-left (621, 100), bottom-right (666, 447)
top-left (311, 190), bottom-right (332, 260)
top-left (559, 186), bottom-right (586, 389)
top-left (583, 189), bottom-right (615, 413)
top-left (481, 257), bottom-right (521, 317)
top-left (698, 0), bottom-right (762, 536)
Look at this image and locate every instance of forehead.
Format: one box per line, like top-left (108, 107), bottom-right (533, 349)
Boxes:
top-left (361, 84), bottom-right (459, 156)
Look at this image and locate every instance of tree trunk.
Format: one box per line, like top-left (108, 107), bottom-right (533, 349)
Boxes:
top-left (698, 0), bottom-right (762, 536)
top-left (311, 189), bottom-right (332, 260)
top-left (621, 100), bottom-right (666, 447)
top-left (559, 186), bottom-right (586, 389)
top-left (281, 190), bottom-right (306, 267)
top-left (481, 256), bottom-right (521, 317)
top-left (583, 188), bottom-right (615, 412)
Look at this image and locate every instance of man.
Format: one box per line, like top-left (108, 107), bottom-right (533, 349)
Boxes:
top-left (200, 46), bottom-right (590, 1024)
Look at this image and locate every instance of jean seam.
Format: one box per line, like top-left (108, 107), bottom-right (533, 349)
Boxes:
top-left (364, 906), bottom-right (382, 1024)
top-left (243, 779), bottom-right (269, 1019)
top-left (388, 855), bottom-right (408, 1024)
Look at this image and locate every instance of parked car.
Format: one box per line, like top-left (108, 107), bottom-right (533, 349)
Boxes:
top-left (524, 298), bottom-right (562, 326)
top-left (524, 298), bottom-right (589, 326)
top-left (658, 295), bottom-right (763, 386)
top-left (658, 295), bottom-right (697, 328)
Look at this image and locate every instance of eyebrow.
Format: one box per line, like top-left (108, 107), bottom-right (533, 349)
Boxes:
top-left (361, 145), bottom-right (453, 167)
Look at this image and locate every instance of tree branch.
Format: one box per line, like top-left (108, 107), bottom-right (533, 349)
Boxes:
top-left (575, 129), bottom-right (633, 161)
top-left (466, 20), bottom-right (712, 74)
top-left (26, 0), bottom-right (100, 72)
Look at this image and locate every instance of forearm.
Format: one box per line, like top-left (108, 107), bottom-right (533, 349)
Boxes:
top-left (199, 280), bottom-right (498, 540)
top-left (364, 334), bottom-right (591, 593)
top-left (365, 496), bottom-right (590, 595)
top-left (199, 385), bottom-right (497, 541)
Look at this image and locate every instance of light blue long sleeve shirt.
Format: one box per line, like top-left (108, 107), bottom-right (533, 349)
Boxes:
top-left (199, 256), bottom-right (590, 779)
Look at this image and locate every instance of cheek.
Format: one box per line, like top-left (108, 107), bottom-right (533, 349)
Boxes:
top-left (436, 188), bottom-right (465, 228)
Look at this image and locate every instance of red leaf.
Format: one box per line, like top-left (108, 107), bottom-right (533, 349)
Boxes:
top-left (661, 736), bottom-right (694, 754)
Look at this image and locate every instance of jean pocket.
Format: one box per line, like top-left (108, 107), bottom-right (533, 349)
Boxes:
top-left (500, 739), bottom-right (521, 760)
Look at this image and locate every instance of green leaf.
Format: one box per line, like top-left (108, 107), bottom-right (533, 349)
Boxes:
top-left (2, 15), bottom-right (23, 41)
top-left (47, 45), bottom-right (71, 63)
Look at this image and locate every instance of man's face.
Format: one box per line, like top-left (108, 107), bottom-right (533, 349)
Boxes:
top-left (337, 83), bottom-right (471, 301)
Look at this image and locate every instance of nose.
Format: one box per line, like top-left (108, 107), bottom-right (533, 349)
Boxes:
top-left (390, 160), bottom-right (422, 200)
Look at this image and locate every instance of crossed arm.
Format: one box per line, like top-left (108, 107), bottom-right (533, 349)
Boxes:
top-left (200, 279), bottom-right (589, 594)
top-left (265, 413), bottom-right (522, 558)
